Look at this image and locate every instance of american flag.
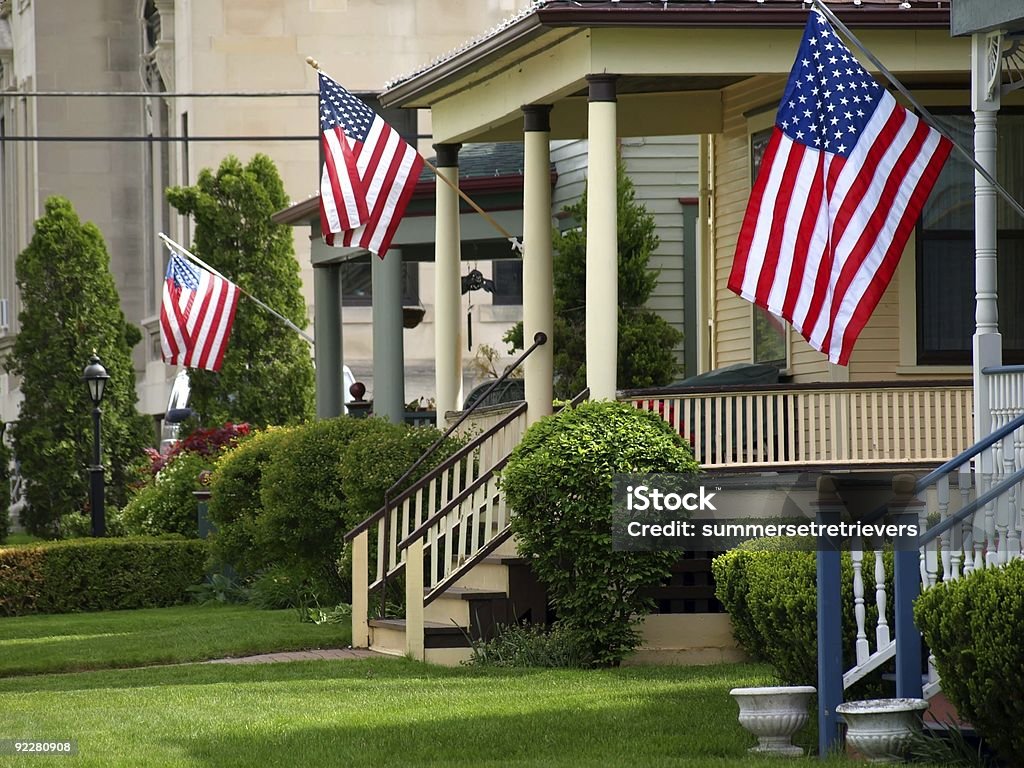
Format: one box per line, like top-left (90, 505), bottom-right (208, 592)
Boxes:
top-left (318, 72), bottom-right (424, 258)
top-left (729, 11), bottom-right (952, 366)
top-left (160, 251), bottom-right (240, 372)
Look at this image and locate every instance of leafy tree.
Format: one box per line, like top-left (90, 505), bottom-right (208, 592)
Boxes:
top-left (4, 197), bottom-right (153, 537)
top-left (167, 154), bottom-right (315, 428)
top-left (505, 159), bottom-right (683, 398)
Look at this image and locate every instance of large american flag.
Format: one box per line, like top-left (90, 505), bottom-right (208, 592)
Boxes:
top-left (160, 251), bottom-right (240, 372)
top-left (729, 11), bottom-right (952, 366)
top-left (319, 72), bottom-right (424, 258)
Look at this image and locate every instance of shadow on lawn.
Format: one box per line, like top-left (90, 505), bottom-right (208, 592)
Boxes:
top-left (171, 689), bottom-right (780, 768)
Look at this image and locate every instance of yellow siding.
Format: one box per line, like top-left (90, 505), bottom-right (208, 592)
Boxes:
top-left (711, 78), bottom-right (938, 384)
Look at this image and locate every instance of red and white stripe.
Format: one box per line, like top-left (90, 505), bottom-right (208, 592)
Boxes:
top-left (160, 267), bottom-right (240, 373)
top-left (729, 90), bottom-right (951, 365)
top-left (321, 115), bottom-right (423, 258)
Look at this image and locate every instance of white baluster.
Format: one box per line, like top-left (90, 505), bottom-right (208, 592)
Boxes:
top-left (852, 536), bottom-right (869, 665)
top-left (874, 545), bottom-right (890, 649)
top-left (920, 491), bottom-right (937, 588)
top-left (937, 475), bottom-right (951, 582)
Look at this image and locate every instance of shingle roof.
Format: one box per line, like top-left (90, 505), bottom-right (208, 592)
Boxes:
top-left (384, 0), bottom-right (947, 92)
top-left (418, 142), bottom-right (526, 183)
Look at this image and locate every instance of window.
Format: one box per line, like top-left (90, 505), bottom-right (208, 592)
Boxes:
top-left (749, 126), bottom-right (789, 369)
top-left (491, 260), bottom-right (523, 306)
top-left (340, 262), bottom-right (419, 306)
top-left (916, 113), bottom-right (1024, 364)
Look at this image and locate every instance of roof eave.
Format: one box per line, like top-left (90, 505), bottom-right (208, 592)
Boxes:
top-left (380, 11), bottom-right (548, 108)
top-left (380, 4), bottom-right (951, 109)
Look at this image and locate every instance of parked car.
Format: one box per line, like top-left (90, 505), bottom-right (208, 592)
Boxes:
top-left (159, 366), bottom-right (356, 453)
top-left (462, 377), bottom-right (526, 411)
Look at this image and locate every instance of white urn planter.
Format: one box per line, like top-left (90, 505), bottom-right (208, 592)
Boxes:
top-left (836, 698), bottom-right (929, 763)
top-left (730, 685), bottom-right (816, 757)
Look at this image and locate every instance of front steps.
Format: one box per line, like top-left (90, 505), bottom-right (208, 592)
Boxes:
top-left (366, 536), bottom-right (547, 664)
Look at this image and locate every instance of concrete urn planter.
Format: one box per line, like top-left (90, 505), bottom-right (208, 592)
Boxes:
top-left (836, 698), bottom-right (929, 763)
top-left (730, 685), bottom-right (816, 757)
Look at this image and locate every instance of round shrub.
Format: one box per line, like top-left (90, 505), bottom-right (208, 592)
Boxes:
top-left (503, 400), bottom-right (700, 666)
top-left (256, 417), bottom-right (368, 598)
top-left (713, 541), bottom-right (893, 687)
top-left (122, 452), bottom-right (212, 537)
top-left (915, 559), bottom-right (1024, 765)
top-left (207, 426), bottom-right (295, 573)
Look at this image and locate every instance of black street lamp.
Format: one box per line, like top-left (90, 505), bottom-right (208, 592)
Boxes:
top-left (82, 353), bottom-right (109, 537)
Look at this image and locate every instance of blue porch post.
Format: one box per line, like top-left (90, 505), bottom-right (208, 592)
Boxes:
top-left (892, 474), bottom-right (924, 699)
top-left (815, 475), bottom-right (843, 757)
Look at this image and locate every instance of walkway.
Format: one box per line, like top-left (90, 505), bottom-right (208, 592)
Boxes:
top-left (204, 648), bottom-right (384, 665)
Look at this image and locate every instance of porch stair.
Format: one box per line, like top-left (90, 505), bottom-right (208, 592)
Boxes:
top-left (833, 367), bottom-right (1024, 742)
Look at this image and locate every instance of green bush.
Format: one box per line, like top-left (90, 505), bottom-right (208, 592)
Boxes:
top-left (0, 537), bottom-right (208, 616)
top-left (256, 417), bottom-right (370, 599)
top-left (466, 622), bottom-right (594, 668)
top-left (121, 453), bottom-right (212, 537)
top-left (713, 540), bottom-right (893, 686)
top-left (503, 400), bottom-right (700, 666)
top-left (915, 559), bottom-right (1024, 765)
top-left (207, 426), bottom-right (295, 574)
top-left (207, 417), bottom-right (461, 603)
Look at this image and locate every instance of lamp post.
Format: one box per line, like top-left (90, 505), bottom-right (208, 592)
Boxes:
top-left (82, 353), bottom-right (109, 537)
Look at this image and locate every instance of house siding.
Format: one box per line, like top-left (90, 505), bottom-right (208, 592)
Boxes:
top-left (552, 137), bottom-right (699, 377)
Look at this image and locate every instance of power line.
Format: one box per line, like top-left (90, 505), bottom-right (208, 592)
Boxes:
top-left (0, 90), bottom-right (320, 98)
top-left (0, 135), bottom-right (319, 143)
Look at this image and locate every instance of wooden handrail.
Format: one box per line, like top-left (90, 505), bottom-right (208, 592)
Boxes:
top-left (343, 401), bottom-right (526, 542)
top-left (395, 385), bottom-right (591, 555)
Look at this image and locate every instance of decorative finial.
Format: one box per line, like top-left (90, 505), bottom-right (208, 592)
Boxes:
top-left (306, 56), bottom-right (321, 72)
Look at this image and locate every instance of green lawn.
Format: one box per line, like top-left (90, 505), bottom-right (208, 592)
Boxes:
top-left (0, 658), bottom-right (846, 768)
top-left (0, 604), bottom-right (350, 677)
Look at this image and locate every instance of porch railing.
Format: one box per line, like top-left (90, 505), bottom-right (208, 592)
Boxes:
top-left (624, 380), bottom-right (973, 469)
top-left (818, 366), bottom-right (1024, 751)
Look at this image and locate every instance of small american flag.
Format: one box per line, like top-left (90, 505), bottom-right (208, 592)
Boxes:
top-left (160, 251), bottom-right (240, 372)
top-left (319, 72), bottom-right (424, 258)
top-left (729, 11), bottom-right (952, 366)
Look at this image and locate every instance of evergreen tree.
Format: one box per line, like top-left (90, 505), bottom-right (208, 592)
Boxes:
top-left (507, 160), bottom-right (684, 398)
top-left (167, 154), bottom-right (315, 428)
top-left (4, 197), bottom-right (152, 537)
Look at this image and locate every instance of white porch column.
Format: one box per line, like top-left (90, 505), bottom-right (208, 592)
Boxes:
top-left (434, 143), bottom-right (463, 426)
top-left (522, 104), bottom-right (554, 424)
top-left (585, 74), bottom-right (619, 401)
top-left (972, 31), bottom-right (1003, 462)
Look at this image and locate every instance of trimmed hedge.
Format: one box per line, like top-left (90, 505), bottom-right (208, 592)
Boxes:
top-left (713, 539), bottom-right (894, 686)
top-left (0, 537), bottom-right (208, 616)
top-left (206, 417), bottom-right (462, 602)
top-left (915, 559), bottom-right (1024, 765)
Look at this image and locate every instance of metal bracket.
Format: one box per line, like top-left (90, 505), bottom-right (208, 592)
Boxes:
top-left (1002, 33), bottom-right (1024, 97)
top-left (985, 30), bottom-right (1004, 103)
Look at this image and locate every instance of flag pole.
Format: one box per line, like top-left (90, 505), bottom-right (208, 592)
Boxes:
top-left (305, 56), bottom-right (523, 253)
top-left (158, 232), bottom-right (315, 345)
top-left (810, 0), bottom-right (1024, 222)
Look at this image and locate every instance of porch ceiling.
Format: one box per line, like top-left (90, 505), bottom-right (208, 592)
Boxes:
top-left (382, 7), bottom-right (968, 144)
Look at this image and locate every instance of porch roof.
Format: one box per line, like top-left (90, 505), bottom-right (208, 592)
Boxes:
top-left (381, 0), bottom-right (963, 144)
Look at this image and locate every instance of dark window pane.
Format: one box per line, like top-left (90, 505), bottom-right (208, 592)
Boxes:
top-left (917, 113), bottom-right (1024, 364)
top-left (753, 306), bottom-right (787, 368)
top-left (340, 262), bottom-right (419, 306)
top-left (492, 260), bottom-right (523, 306)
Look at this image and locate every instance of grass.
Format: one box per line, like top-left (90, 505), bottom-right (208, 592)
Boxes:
top-left (0, 658), bottom-right (851, 768)
top-left (0, 604), bottom-right (351, 677)
top-left (0, 532), bottom-right (43, 547)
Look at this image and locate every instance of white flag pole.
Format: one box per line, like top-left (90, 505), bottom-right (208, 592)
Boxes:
top-left (810, 0), bottom-right (1024, 222)
top-left (159, 232), bottom-right (314, 345)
